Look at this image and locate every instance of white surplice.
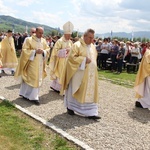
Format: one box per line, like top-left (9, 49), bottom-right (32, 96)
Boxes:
top-left (137, 77), bottom-right (150, 108)
top-left (64, 45), bottom-right (98, 116)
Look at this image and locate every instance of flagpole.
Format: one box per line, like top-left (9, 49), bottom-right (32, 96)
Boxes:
top-left (111, 30), bottom-right (113, 40)
top-left (12, 24), bottom-right (15, 33)
top-left (131, 31), bottom-right (134, 41)
top-left (77, 29), bottom-right (79, 37)
top-left (25, 25), bottom-right (28, 33)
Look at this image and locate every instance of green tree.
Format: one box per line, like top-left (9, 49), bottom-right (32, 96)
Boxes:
top-left (71, 31), bottom-right (78, 38)
top-left (51, 30), bottom-right (58, 36)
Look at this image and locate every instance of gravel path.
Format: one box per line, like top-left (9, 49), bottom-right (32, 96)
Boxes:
top-left (0, 69), bottom-right (150, 150)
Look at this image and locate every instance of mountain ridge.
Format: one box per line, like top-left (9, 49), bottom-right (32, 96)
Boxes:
top-left (0, 15), bottom-right (150, 39)
top-left (0, 15), bottom-right (58, 35)
top-left (96, 31), bottom-right (150, 39)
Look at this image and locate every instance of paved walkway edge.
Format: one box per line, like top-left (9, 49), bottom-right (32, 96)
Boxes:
top-left (0, 96), bottom-right (94, 150)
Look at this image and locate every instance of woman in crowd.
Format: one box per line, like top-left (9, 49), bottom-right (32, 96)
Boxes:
top-left (100, 38), bottom-right (110, 70)
top-left (110, 39), bottom-right (119, 72)
top-left (116, 42), bottom-right (125, 74)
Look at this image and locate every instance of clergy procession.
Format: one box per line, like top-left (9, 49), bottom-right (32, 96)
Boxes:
top-left (0, 21), bottom-right (102, 120)
top-left (0, 20), bottom-right (150, 122)
top-left (1, 20), bottom-right (150, 149)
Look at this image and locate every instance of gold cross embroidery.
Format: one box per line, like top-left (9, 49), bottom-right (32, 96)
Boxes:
top-left (90, 73), bottom-right (93, 78)
top-left (87, 92), bottom-right (92, 97)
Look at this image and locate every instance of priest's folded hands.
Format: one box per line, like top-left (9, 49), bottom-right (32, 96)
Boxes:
top-left (36, 49), bottom-right (44, 54)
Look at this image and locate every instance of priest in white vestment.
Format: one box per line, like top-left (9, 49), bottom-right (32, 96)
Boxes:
top-left (15, 27), bottom-right (50, 105)
top-left (60, 29), bottom-right (100, 120)
top-left (134, 49), bottom-right (150, 109)
top-left (49, 21), bottom-right (74, 93)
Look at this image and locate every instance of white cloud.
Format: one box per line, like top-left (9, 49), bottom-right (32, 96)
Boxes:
top-left (16, 0), bottom-right (42, 7)
top-left (0, 0), bottom-right (17, 16)
top-left (29, 11), bottom-right (64, 28)
top-left (69, 0), bottom-right (150, 33)
top-left (119, 0), bottom-right (150, 11)
top-left (0, 0), bottom-right (150, 34)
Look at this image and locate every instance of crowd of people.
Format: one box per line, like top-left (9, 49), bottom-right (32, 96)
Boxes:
top-left (95, 37), bottom-right (150, 74)
top-left (0, 21), bottom-right (150, 120)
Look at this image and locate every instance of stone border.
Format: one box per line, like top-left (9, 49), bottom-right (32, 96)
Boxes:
top-left (99, 76), bottom-right (134, 87)
top-left (0, 96), bottom-right (94, 150)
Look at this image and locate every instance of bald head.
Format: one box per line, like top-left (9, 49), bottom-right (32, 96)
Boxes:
top-left (30, 27), bottom-right (36, 36)
top-left (36, 27), bottom-right (44, 38)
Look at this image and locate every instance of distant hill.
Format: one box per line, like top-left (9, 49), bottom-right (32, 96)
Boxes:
top-left (0, 15), bottom-right (59, 35)
top-left (0, 15), bottom-right (150, 39)
top-left (96, 31), bottom-right (150, 39)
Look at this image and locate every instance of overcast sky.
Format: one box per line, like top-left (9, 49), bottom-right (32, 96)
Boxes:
top-left (0, 0), bottom-right (150, 34)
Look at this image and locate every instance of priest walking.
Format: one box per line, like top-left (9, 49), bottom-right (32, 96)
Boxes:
top-left (49, 21), bottom-right (74, 93)
top-left (134, 49), bottom-right (150, 109)
top-left (15, 27), bottom-right (50, 105)
top-left (1, 30), bottom-right (18, 75)
top-left (60, 28), bottom-right (100, 120)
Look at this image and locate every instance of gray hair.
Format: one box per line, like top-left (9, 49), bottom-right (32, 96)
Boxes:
top-left (83, 28), bottom-right (95, 36)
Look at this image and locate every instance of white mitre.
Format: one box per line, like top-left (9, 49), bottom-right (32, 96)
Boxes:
top-left (63, 21), bottom-right (74, 34)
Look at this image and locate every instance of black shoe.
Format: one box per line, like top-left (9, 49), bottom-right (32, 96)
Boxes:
top-left (67, 108), bottom-right (75, 115)
top-left (50, 86), bottom-right (60, 93)
top-left (19, 95), bottom-right (29, 100)
top-left (135, 101), bottom-right (143, 108)
top-left (11, 70), bottom-right (15, 76)
top-left (88, 116), bottom-right (101, 120)
top-left (32, 100), bottom-right (40, 105)
top-left (1, 70), bottom-right (5, 74)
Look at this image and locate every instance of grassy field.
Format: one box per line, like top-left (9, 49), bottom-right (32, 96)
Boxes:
top-left (98, 69), bottom-right (136, 87)
top-left (0, 100), bottom-right (81, 150)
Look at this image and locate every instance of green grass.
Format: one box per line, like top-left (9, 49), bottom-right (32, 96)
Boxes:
top-left (0, 100), bottom-right (80, 150)
top-left (98, 69), bottom-right (136, 87)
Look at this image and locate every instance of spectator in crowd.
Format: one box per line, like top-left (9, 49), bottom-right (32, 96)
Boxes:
top-left (129, 42), bottom-right (141, 72)
top-left (47, 36), bottom-right (54, 62)
top-left (96, 40), bottom-right (102, 69)
top-left (14, 32), bottom-right (23, 55)
top-left (124, 41), bottom-right (132, 63)
top-left (52, 35), bottom-right (60, 46)
top-left (110, 39), bottom-right (119, 72)
top-left (100, 38), bottom-right (110, 70)
top-left (0, 33), bottom-right (2, 42)
top-left (0, 32), bottom-right (5, 41)
top-left (141, 43), bottom-right (147, 56)
top-left (116, 42), bottom-right (125, 74)
top-left (21, 32), bottom-right (28, 44)
top-left (73, 37), bottom-right (79, 43)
